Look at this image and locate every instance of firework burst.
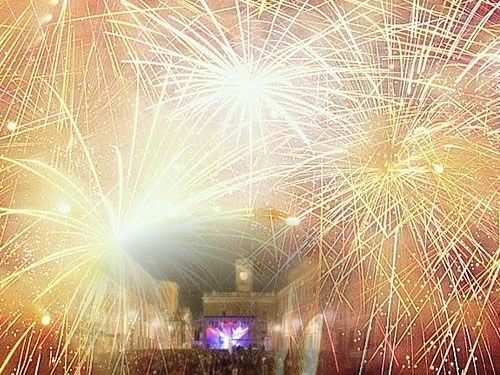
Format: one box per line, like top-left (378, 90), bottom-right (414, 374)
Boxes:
top-left (270, 1), bottom-right (500, 373)
top-left (0, 0), bottom-right (499, 374)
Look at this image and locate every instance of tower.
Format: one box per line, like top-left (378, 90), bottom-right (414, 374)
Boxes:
top-left (159, 281), bottom-right (179, 315)
top-left (235, 259), bottom-right (253, 292)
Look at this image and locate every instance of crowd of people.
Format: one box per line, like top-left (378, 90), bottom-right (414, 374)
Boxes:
top-left (92, 348), bottom-right (340, 374)
top-left (94, 348), bottom-right (275, 374)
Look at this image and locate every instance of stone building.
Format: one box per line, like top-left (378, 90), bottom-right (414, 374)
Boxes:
top-left (202, 259), bottom-right (276, 350)
top-left (274, 258), bottom-right (321, 353)
top-left (94, 279), bottom-right (192, 353)
top-left (202, 258), bottom-right (322, 353)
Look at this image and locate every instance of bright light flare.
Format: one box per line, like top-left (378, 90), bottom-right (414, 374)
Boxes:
top-left (56, 201), bottom-right (71, 215)
top-left (433, 163), bottom-right (445, 174)
top-left (41, 313), bottom-right (51, 326)
top-left (6, 121), bottom-right (17, 132)
top-left (224, 65), bottom-right (264, 103)
top-left (286, 216), bottom-right (300, 226)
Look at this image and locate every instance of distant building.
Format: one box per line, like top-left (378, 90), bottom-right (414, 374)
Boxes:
top-left (202, 259), bottom-right (276, 350)
top-left (201, 258), bottom-right (321, 353)
top-left (159, 280), bottom-right (180, 314)
top-left (94, 279), bottom-right (192, 353)
top-left (274, 258), bottom-right (321, 353)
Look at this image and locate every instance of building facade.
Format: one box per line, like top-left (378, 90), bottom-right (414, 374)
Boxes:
top-left (202, 259), bottom-right (276, 350)
top-left (202, 258), bottom-right (321, 353)
top-left (94, 279), bottom-right (192, 353)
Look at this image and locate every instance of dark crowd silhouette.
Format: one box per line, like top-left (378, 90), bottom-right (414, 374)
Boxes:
top-left (92, 348), bottom-right (338, 374)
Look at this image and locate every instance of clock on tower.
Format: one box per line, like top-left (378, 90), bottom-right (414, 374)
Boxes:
top-left (235, 259), bottom-right (253, 292)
